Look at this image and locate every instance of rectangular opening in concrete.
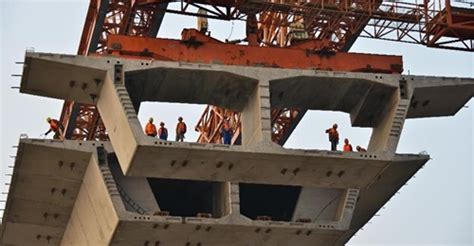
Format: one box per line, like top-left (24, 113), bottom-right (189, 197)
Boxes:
top-left (137, 102), bottom-right (206, 142)
top-left (283, 110), bottom-right (371, 152)
top-left (269, 76), bottom-right (398, 128)
top-left (239, 183), bottom-right (348, 223)
top-left (147, 178), bottom-right (228, 218)
top-left (124, 68), bottom-right (255, 145)
top-left (239, 183), bottom-right (301, 222)
top-left (137, 101), bottom-right (240, 144)
top-left (125, 68), bottom-right (258, 112)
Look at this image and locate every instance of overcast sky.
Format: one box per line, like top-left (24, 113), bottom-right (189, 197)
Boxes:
top-left (0, 1), bottom-right (472, 245)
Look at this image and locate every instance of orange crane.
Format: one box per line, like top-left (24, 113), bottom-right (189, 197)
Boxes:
top-left (59, 0), bottom-right (474, 146)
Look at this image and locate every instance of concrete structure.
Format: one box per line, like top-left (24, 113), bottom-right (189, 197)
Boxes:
top-left (1, 51), bottom-right (473, 245)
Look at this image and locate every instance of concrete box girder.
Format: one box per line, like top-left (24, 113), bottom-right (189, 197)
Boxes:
top-left (18, 52), bottom-right (453, 187)
top-left (0, 139), bottom-right (429, 245)
top-left (1, 140), bottom-right (358, 245)
top-left (96, 148), bottom-right (358, 246)
top-left (8, 51), bottom-right (473, 246)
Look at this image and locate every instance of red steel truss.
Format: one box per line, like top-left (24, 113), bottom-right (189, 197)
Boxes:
top-left (60, 0), bottom-right (167, 141)
top-left (60, 0), bottom-right (473, 145)
top-left (195, 106), bottom-right (242, 144)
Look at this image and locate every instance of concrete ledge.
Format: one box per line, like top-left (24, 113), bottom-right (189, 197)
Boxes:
top-left (333, 154), bottom-right (427, 244)
top-left (128, 141), bottom-right (428, 188)
top-left (406, 75), bottom-right (474, 118)
top-left (0, 139), bottom-right (108, 245)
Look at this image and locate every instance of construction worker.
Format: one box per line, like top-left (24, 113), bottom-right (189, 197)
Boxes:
top-left (158, 122), bottom-right (168, 140)
top-left (44, 117), bottom-right (64, 140)
top-left (145, 117), bottom-right (157, 137)
top-left (343, 138), bottom-right (353, 152)
top-left (220, 118), bottom-right (233, 145)
top-left (356, 146), bottom-right (367, 152)
top-left (175, 117), bottom-right (187, 142)
top-left (325, 123), bottom-right (339, 151)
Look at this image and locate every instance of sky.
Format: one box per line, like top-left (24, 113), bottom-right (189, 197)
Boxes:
top-left (0, 0), bottom-right (472, 245)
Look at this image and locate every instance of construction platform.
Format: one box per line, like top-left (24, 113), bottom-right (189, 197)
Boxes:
top-left (0, 51), bottom-right (473, 245)
top-left (0, 139), bottom-right (423, 245)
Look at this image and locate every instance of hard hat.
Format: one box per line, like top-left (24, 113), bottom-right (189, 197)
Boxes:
top-left (149, 117), bottom-right (154, 122)
top-left (46, 117), bottom-right (52, 123)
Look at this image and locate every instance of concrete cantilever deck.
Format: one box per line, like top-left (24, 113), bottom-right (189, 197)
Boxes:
top-left (10, 51), bottom-right (474, 245)
top-left (0, 139), bottom-right (430, 245)
top-left (0, 139), bottom-right (109, 245)
top-left (19, 52), bottom-right (473, 186)
top-left (0, 139), bottom-right (357, 245)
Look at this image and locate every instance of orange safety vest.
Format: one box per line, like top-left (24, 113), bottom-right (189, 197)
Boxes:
top-left (50, 119), bottom-right (61, 132)
top-left (176, 122), bottom-right (187, 134)
top-left (327, 128), bottom-right (339, 141)
top-left (343, 144), bottom-right (353, 152)
top-left (145, 123), bottom-right (157, 136)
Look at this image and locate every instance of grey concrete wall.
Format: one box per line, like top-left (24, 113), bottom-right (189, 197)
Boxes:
top-left (368, 79), bottom-right (414, 153)
top-left (292, 187), bottom-right (346, 222)
top-left (108, 157), bottom-right (160, 214)
top-left (96, 75), bottom-right (141, 174)
top-left (60, 153), bottom-right (119, 245)
top-left (241, 79), bottom-right (272, 146)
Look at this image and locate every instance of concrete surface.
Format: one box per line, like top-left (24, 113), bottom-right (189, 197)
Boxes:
top-left (0, 137), bottom-right (427, 245)
top-left (5, 51), bottom-right (472, 245)
top-left (18, 52), bottom-right (470, 184)
top-left (0, 139), bottom-right (362, 245)
top-left (0, 139), bottom-right (109, 245)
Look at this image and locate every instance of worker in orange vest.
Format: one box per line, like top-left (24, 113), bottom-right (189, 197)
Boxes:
top-left (356, 146), bottom-right (367, 152)
top-left (158, 122), bottom-right (168, 140)
top-left (343, 138), bottom-right (353, 152)
top-left (145, 117), bottom-right (157, 137)
top-left (325, 123), bottom-right (339, 151)
top-left (220, 118), bottom-right (233, 145)
top-left (44, 117), bottom-right (64, 140)
top-left (175, 117), bottom-right (187, 142)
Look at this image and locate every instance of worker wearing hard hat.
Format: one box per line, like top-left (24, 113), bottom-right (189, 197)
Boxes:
top-left (158, 122), bottom-right (168, 140)
top-left (343, 138), bottom-right (353, 152)
top-left (145, 117), bottom-right (157, 137)
top-left (326, 124), bottom-right (339, 151)
top-left (175, 117), bottom-right (187, 142)
top-left (325, 123), bottom-right (339, 151)
top-left (220, 118), bottom-right (233, 145)
top-left (44, 117), bottom-right (64, 140)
